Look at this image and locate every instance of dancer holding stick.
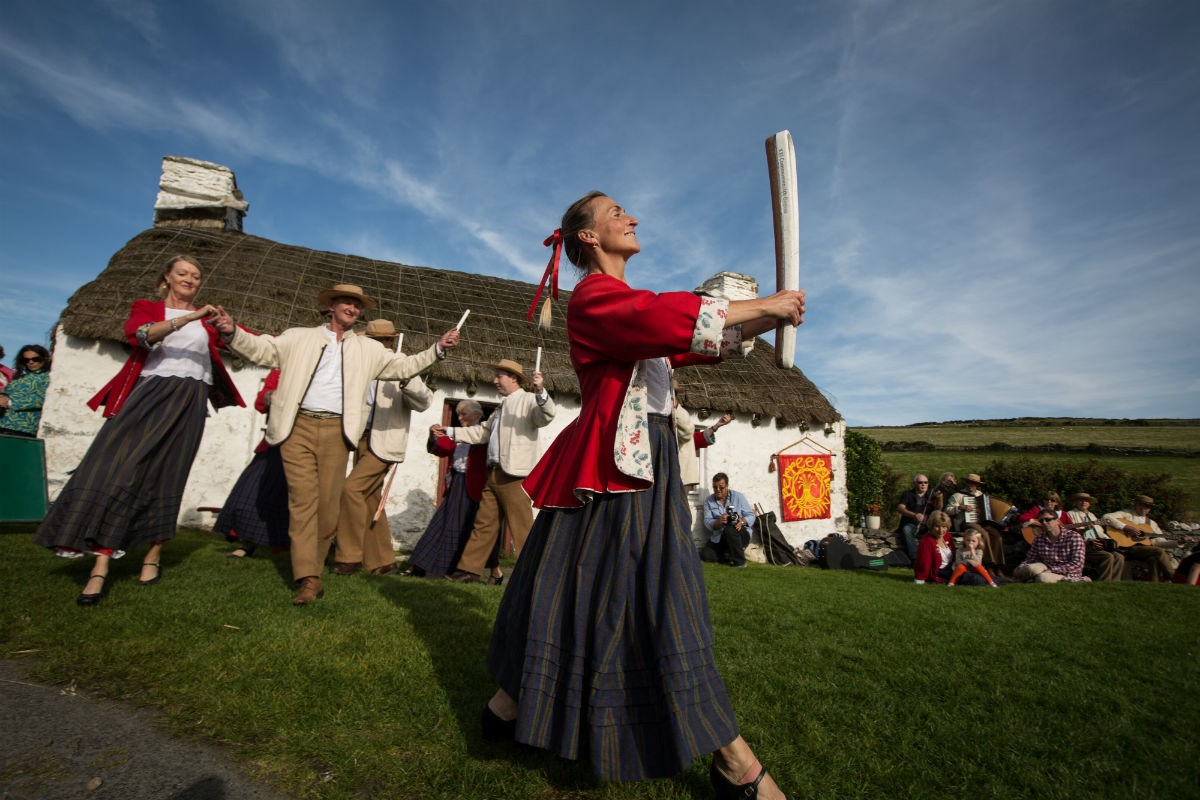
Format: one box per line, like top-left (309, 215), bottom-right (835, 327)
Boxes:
top-left (483, 191), bottom-right (804, 797)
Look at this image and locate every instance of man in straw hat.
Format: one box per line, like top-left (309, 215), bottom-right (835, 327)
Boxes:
top-left (212, 284), bottom-right (460, 604)
top-left (330, 319), bottom-right (433, 576)
top-left (1065, 492), bottom-right (1124, 582)
top-left (944, 473), bottom-right (1006, 573)
top-left (1101, 495), bottom-right (1176, 582)
top-left (436, 357), bottom-right (556, 583)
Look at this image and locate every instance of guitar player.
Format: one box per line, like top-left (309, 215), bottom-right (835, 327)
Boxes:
top-left (1101, 495), bottom-right (1175, 582)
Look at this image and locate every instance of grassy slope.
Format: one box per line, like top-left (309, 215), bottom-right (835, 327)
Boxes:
top-left (3, 527), bottom-right (1198, 799)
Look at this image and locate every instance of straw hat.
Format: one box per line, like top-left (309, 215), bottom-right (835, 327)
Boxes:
top-left (489, 358), bottom-right (526, 384)
top-left (1069, 492), bottom-right (1096, 504)
top-left (1134, 494), bottom-right (1155, 507)
top-left (317, 283), bottom-right (377, 310)
top-left (364, 319), bottom-right (399, 339)
top-left (964, 473), bottom-right (985, 485)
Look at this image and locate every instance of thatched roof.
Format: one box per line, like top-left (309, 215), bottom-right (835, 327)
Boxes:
top-left (59, 227), bottom-right (840, 425)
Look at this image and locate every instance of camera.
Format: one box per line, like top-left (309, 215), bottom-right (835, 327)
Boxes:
top-left (725, 505), bottom-right (738, 524)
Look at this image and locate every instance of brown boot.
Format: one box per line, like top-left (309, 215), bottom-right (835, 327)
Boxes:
top-left (292, 576), bottom-right (325, 605)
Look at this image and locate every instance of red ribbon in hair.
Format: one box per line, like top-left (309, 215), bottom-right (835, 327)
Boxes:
top-left (526, 228), bottom-right (562, 321)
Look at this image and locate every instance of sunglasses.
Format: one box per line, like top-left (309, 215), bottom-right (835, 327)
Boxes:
top-left (1039, 517), bottom-right (1057, 523)
top-left (21, 356), bottom-right (44, 363)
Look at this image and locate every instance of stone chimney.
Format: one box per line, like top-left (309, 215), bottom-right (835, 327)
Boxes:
top-left (694, 271), bottom-right (759, 301)
top-left (153, 156), bottom-right (249, 232)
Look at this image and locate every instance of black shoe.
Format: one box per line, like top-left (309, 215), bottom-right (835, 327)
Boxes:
top-left (481, 705), bottom-right (516, 741)
top-left (227, 545), bottom-right (256, 558)
top-left (446, 569), bottom-right (482, 584)
top-left (487, 573), bottom-right (505, 586)
top-left (76, 574), bottom-right (107, 606)
top-left (139, 562), bottom-right (162, 586)
top-left (710, 760), bottom-right (792, 800)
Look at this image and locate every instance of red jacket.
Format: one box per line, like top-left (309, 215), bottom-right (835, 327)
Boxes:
top-left (251, 369), bottom-right (280, 453)
top-left (523, 274), bottom-right (723, 509)
top-left (87, 299), bottom-right (244, 417)
top-left (914, 531), bottom-right (955, 583)
top-left (430, 435), bottom-right (487, 502)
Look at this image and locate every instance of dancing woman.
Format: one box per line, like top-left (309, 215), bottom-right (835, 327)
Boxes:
top-left (34, 255), bottom-right (244, 604)
top-left (484, 192), bottom-right (803, 798)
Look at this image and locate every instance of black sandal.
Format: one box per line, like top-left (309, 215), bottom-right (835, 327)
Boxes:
top-left (76, 574), bottom-right (107, 606)
top-left (139, 562), bottom-right (162, 586)
top-left (227, 545), bottom-right (256, 558)
top-left (480, 705), bottom-right (516, 741)
top-left (710, 760), bottom-right (793, 800)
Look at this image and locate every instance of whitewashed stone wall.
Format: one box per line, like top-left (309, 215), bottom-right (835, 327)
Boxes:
top-left (39, 326), bottom-right (845, 552)
top-left (678, 410), bottom-right (848, 547)
top-left (37, 327), bottom-right (581, 549)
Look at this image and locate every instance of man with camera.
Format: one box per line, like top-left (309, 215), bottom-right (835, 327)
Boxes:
top-left (701, 472), bottom-right (756, 567)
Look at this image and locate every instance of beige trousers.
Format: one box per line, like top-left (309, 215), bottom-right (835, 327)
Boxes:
top-left (280, 414), bottom-right (349, 581)
top-left (1014, 562), bottom-right (1068, 583)
top-left (455, 466), bottom-right (533, 576)
top-left (335, 436), bottom-right (396, 572)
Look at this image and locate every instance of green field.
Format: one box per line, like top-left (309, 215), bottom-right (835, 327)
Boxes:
top-left (859, 423), bottom-right (1200, 452)
top-left (853, 420), bottom-right (1200, 517)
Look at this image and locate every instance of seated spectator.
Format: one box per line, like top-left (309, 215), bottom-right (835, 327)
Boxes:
top-left (1102, 495), bottom-right (1175, 582)
top-left (1018, 491), bottom-right (1068, 527)
top-left (1013, 513), bottom-right (1089, 583)
top-left (944, 472), bottom-right (1005, 572)
top-left (896, 473), bottom-right (931, 561)
top-left (1064, 492), bottom-right (1123, 582)
top-left (701, 472), bottom-right (755, 567)
top-left (913, 510), bottom-right (955, 584)
top-left (1173, 544), bottom-right (1200, 586)
top-left (0, 344), bottom-right (52, 438)
top-left (947, 528), bottom-right (999, 587)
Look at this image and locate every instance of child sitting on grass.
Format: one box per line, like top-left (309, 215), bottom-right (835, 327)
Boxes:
top-left (948, 528), bottom-right (999, 587)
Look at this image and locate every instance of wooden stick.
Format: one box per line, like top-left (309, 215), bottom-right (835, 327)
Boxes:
top-left (373, 463), bottom-right (397, 523)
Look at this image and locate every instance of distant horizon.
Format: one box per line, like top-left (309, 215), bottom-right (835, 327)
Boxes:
top-left (852, 417), bottom-right (1200, 428)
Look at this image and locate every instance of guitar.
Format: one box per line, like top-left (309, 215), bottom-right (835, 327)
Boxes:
top-left (1100, 519), bottom-right (1159, 549)
top-left (1020, 515), bottom-right (1099, 546)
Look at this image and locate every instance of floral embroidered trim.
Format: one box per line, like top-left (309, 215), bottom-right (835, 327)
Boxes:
top-left (690, 297), bottom-right (728, 356)
top-left (134, 322), bottom-right (162, 351)
top-left (612, 361), bottom-right (655, 484)
top-left (719, 323), bottom-right (754, 358)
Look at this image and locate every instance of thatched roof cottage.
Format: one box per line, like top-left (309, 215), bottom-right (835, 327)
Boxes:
top-left (40, 157), bottom-right (847, 551)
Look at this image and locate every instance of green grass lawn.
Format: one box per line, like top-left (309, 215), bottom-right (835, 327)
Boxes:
top-left (2, 527), bottom-right (1198, 799)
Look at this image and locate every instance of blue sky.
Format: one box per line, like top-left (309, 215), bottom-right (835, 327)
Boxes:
top-left (2, 0), bottom-right (1197, 425)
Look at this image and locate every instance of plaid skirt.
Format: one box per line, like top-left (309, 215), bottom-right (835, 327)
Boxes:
top-left (34, 376), bottom-right (208, 555)
top-left (212, 446), bottom-right (289, 549)
top-left (408, 472), bottom-right (478, 577)
top-left (487, 414), bottom-right (738, 782)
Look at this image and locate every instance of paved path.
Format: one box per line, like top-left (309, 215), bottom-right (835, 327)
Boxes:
top-left (0, 660), bottom-right (293, 800)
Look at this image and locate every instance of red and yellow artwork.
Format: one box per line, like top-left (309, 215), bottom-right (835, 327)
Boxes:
top-left (777, 453), bottom-right (832, 521)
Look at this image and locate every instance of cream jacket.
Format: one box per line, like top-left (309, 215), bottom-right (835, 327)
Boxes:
top-left (229, 325), bottom-right (439, 446)
top-left (367, 376), bottom-right (433, 463)
top-left (448, 387), bottom-right (556, 477)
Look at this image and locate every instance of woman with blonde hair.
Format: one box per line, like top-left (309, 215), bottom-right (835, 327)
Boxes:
top-left (34, 255), bottom-right (244, 605)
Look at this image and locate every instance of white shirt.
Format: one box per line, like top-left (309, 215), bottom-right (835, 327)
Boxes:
top-left (299, 327), bottom-right (343, 414)
top-left (643, 357), bottom-right (673, 415)
top-left (142, 308), bottom-right (213, 384)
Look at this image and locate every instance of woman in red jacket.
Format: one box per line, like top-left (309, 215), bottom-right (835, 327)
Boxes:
top-left (34, 255), bottom-right (244, 605)
top-left (483, 192), bottom-right (803, 799)
top-left (914, 510), bottom-right (956, 584)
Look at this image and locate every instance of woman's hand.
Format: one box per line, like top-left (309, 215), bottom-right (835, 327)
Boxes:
top-left (211, 306), bottom-right (236, 337)
top-left (437, 327), bottom-right (460, 351)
